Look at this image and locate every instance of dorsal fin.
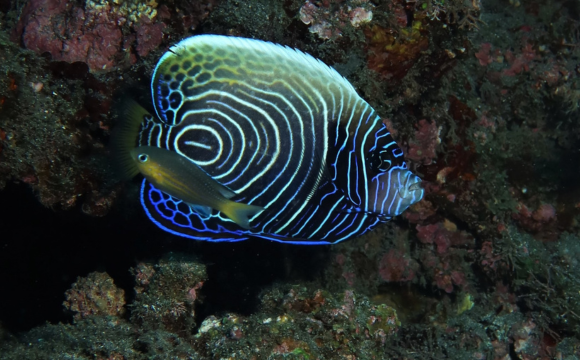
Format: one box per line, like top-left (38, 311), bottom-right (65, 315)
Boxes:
top-left (110, 98), bottom-right (152, 180)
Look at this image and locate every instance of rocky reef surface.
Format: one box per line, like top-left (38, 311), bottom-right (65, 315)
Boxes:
top-left (1, 0), bottom-right (580, 359)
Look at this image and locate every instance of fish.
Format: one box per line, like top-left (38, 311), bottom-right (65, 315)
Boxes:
top-left (129, 145), bottom-right (264, 229)
top-left (113, 34), bottom-right (424, 244)
top-left (112, 99), bottom-right (264, 229)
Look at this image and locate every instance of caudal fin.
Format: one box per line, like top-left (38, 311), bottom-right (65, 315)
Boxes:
top-left (110, 98), bottom-right (150, 180)
top-left (222, 201), bottom-right (265, 229)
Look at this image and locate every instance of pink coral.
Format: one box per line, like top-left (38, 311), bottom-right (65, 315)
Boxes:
top-left (513, 202), bottom-right (557, 234)
top-left (502, 42), bottom-right (536, 77)
top-left (14, 0), bottom-right (167, 73)
top-left (532, 204), bottom-right (556, 223)
top-left (431, 264), bottom-right (468, 293)
top-left (135, 16), bottom-right (166, 57)
top-left (416, 221), bottom-right (475, 293)
top-left (406, 119), bottom-right (440, 165)
top-left (480, 241), bottom-right (503, 271)
top-left (133, 262), bottom-right (156, 294)
top-left (474, 39), bottom-right (537, 79)
top-left (474, 43), bottom-right (493, 66)
top-left (378, 249), bottom-right (417, 282)
top-left (17, 0), bottom-right (124, 72)
top-left (417, 221), bottom-right (474, 254)
top-left (186, 281), bottom-right (204, 303)
top-left (417, 223), bottom-right (449, 254)
top-left (16, 0), bottom-right (69, 57)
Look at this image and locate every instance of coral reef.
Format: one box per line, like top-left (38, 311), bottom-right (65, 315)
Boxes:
top-left (0, 0), bottom-right (219, 213)
top-left (378, 248), bottom-right (418, 282)
top-left (14, 0), bottom-right (165, 72)
top-left (406, 119), bottom-right (441, 165)
top-left (0, 256), bottom-right (402, 359)
top-left (299, 0), bottom-right (374, 40)
top-left (130, 253), bottom-right (207, 334)
top-left (196, 287), bottom-right (400, 358)
top-left (3, 238), bottom-right (580, 359)
top-left (63, 271), bottom-right (126, 320)
top-left (0, 30), bottom-right (118, 214)
top-left (1, 0), bottom-right (580, 358)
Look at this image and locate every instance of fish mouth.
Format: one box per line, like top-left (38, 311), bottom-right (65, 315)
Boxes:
top-left (398, 171), bottom-right (424, 202)
top-left (408, 180), bottom-right (423, 192)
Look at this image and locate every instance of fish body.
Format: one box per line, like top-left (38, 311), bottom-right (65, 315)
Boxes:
top-left (130, 146), bottom-right (263, 229)
top-left (116, 35), bottom-right (424, 244)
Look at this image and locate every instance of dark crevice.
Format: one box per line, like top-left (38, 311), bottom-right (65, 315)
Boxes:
top-left (0, 182), bottom-right (330, 334)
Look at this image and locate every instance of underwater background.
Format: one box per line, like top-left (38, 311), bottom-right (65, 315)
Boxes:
top-left (1, 0), bottom-right (580, 358)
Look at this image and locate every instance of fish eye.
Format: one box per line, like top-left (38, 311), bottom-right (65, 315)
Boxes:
top-left (138, 154), bottom-right (149, 163)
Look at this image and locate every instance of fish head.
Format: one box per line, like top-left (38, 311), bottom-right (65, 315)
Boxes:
top-left (367, 167), bottom-right (424, 217)
top-left (130, 146), bottom-right (151, 167)
top-left (130, 146), bottom-right (165, 183)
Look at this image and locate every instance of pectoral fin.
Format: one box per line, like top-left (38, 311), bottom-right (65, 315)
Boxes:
top-left (188, 203), bottom-right (213, 217)
top-left (215, 186), bottom-right (237, 199)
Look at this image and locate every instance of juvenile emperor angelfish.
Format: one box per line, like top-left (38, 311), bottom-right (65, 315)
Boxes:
top-left (113, 35), bottom-right (424, 244)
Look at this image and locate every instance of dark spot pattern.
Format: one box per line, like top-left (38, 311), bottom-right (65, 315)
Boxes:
top-left (197, 72), bottom-right (211, 83)
top-left (169, 92), bottom-right (182, 108)
top-left (160, 85), bottom-right (170, 98)
top-left (203, 60), bottom-right (222, 71)
top-left (224, 58), bottom-right (240, 67)
top-left (188, 65), bottom-right (202, 77)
